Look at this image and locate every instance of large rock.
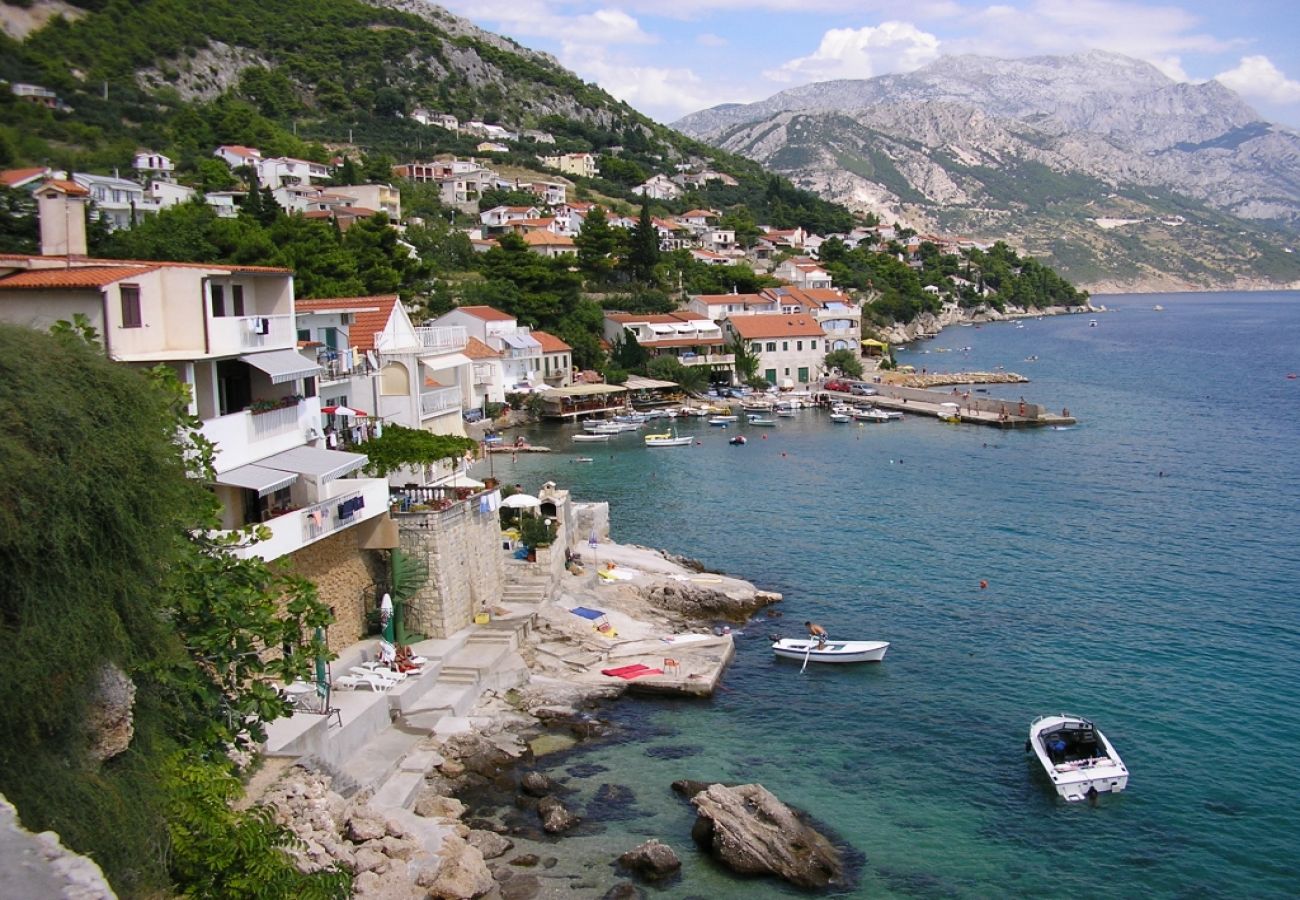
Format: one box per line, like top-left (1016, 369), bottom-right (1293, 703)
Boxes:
top-left (419, 832), bottom-right (494, 899)
top-left (85, 663), bottom-right (136, 762)
top-left (466, 829), bottom-right (513, 860)
top-left (536, 796), bottom-right (580, 834)
top-left (689, 783), bottom-right (843, 889)
top-left (617, 839), bottom-right (681, 881)
top-left (519, 771), bottom-right (553, 797)
top-left (642, 581), bottom-right (776, 621)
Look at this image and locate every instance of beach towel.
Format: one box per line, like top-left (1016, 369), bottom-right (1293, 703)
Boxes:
top-left (600, 664), bottom-right (664, 679)
top-left (570, 607), bottom-right (606, 621)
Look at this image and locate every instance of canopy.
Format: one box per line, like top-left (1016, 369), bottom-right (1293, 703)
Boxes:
top-left (213, 463), bottom-right (298, 497)
top-left (422, 353), bottom-right (472, 370)
top-left (261, 445), bottom-right (367, 482)
top-left (861, 338), bottom-right (890, 348)
top-left (545, 384), bottom-right (627, 398)
top-left (239, 349), bottom-right (322, 384)
top-left (433, 471), bottom-right (485, 489)
top-left (500, 332), bottom-right (541, 351)
top-left (322, 405), bottom-right (368, 417)
top-left (500, 493), bottom-right (541, 509)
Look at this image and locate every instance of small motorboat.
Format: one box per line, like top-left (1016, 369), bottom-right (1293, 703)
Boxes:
top-left (1089, 319), bottom-right (1098, 327)
top-left (829, 412), bottom-right (852, 423)
top-left (747, 414), bottom-right (776, 426)
top-left (854, 407), bottom-right (892, 423)
top-left (771, 638), bottom-right (890, 664)
top-left (572, 433), bottom-right (612, 443)
top-left (573, 457), bottom-right (594, 463)
top-left (708, 417), bottom-right (734, 426)
top-left (1027, 714), bottom-right (1129, 802)
top-left (1153, 304), bottom-right (1165, 311)
top-left (644, 430), bottom-right (693, 447)
top-left (729, 435), bottom-right (747, 445)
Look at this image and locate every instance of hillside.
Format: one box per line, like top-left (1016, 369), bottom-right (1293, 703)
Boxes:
top-left (674, 51), bottom-right (1300, 291)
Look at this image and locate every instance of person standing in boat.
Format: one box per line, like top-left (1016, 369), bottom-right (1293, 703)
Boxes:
top-left (805, 621), bottom-right (829, 648)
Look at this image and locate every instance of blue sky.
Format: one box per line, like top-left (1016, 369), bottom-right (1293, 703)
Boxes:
top-left (431, 0), bottom-right (1300, 127)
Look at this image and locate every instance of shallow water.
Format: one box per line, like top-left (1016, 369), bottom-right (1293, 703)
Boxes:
top-left (482, 292), bottom-right (1300, 898)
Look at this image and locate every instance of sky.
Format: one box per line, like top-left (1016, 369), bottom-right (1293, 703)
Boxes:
top-left (430, 0), bottom-right (1300, 128)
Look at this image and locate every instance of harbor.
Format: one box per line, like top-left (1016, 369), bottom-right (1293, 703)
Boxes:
top-left (823, 381), bottom-right (1077, 427)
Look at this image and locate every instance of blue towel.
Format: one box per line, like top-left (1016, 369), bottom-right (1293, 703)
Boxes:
top-left (570, 606), bottom-right (606, 620)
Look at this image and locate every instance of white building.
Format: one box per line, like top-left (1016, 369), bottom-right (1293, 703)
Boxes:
top-left (686, 293), bottom-right (776, 321)
top-left (255, 156), bottom-right (331, 190)
top-left (603, 311), bottom-right (731, 376)
top-left (133, 150), bottom-right (174, 174)
top-left (724, 313), bottom-right (828, 387)
top-left (632, 174), bottom-right (681, 201)
top-left (71, 171), bottom-right (146, 231)
top-left (774, 257), bottom-right (834, 290)
top-left (214, 145), bottom-right (262, 169)
top-left (332, 184), bottom-right (401, 221)
top-left (430, 305), bottom-right (543, 394)
top-left (145, 178), bottom-right (196, 210)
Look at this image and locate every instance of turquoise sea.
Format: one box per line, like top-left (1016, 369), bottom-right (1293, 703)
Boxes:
top-left (482, 291), bottom-right (1300, 898)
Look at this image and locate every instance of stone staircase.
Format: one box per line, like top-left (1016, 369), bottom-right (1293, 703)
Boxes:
top-left (500, 558), bottom-right (554, 605)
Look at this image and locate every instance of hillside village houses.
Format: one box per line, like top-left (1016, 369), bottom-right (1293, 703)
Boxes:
top-left (539, 152), bottom-right (598, 179)
top-left (602, 311), bottom-right (732, 378)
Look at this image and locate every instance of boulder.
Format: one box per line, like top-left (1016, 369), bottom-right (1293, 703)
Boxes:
top-left (601, 882), bottom-right (644, 900)
top-left (345, 814), bottom-right (388, 843)
top-left (353, 846), bottom-right (388, 874)
top-left (498, 873), bottom-right (541, 900)
top-left (508, 853), bottom-right (540, 867)
top-left (519, 771), bottom-right (553, 797)
top-left (439, 759), bottom-right (466, 778)
top-left (689, 783), bottom-right (842, 889)
top-left (536, 796), bottom-right (580, 834)
top-left (617, 839), bottom-right (681, 881)
top-left (466, 829), bottom-right (513, 860)
top-left (414, 794), bottom-right (467, 820)
top-left (419, 832), bottom-right (494, 899)
top-left (85, 663), bottom-right (136, 762)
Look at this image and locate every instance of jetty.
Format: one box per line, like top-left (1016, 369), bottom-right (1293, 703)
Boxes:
top-left (825, 383), bottom-right (1076, 428)
top-left (487, 444), bottom-right (550, 453)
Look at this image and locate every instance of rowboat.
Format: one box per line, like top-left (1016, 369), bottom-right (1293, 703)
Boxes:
top-left (747, 414), bottom-right (776, 426)
top-left (1027, 714), bottom-right (1129, 802)
top-left (771, 638), bottom-right (890, 663)
top-left (572, 433), bottom-right (611, 443)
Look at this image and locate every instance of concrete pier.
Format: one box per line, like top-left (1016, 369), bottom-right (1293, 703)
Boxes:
top-left (826, 384), bottom-right (1076, 428)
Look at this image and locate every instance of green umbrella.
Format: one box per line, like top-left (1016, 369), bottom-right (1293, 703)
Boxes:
top-left (314, 626), bottom-right (328, 699)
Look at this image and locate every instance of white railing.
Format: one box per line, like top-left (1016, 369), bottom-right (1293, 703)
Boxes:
top-left (300, 490), bottom-right (363, 542)
top-left (413, 325), bottom-right (467, 354)
top-left (208, 314), bottom-right (295, 354)
top-left (420, 386), bottom-right (461, 418)
top-left (249, 403), bottom-right (302, 438)
top-left (678, 352), bottom-right (734, 366)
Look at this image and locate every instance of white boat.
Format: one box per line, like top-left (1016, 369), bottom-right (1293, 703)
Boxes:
top-left (829, 412), bottom-right (852, 423)
top-left (708, 416), bottom-right (737, 426)
top-left (1153, 304), bottom-right (1165, 311)
top-left (572, 433), bottom-right (611, 443)
top-left (584, 420), bottom-right (639, 433)
top-left (747, 414), bottom-right (776, 426)
top-left (772, 638), bottom-right (890, 664)
top-left (853, 407), bottom-right (892, 422)
top-left (644, 429), bottom-right (693, 447)
top-left (1027, 714), bottom-right (1129, 802)
top-left (879, 409), bottom-right (904, 420)
top-left (775, 407), bottom-right (797, 418)
top-left (938, 401), bottom-right (962, 423)
top-left (1089, 319), bottom-right (1098, 327)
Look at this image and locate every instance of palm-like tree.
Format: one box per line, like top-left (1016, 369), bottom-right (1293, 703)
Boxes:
top-left (729, 333), bottom-right (760, 385)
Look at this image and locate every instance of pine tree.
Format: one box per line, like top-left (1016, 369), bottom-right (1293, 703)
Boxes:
top-left (627, 202), bottom-right (660, 283)
top-left (573, 205), bottom-right (618, 279)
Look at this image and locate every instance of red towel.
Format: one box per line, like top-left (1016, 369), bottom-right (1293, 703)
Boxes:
top-left (601, 664), bottom-right (664, 679)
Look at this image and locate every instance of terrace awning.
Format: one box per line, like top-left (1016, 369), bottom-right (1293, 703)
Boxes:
top-left (212, 463), bottom-right (299, 497)
top-left (239, 349), bottom-right (323, 384)
top-left (261, 446), bottom-right (367, 483)
top-left (423, 353), bottom-right (472, 370)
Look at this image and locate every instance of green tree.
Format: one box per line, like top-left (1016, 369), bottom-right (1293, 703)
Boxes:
top-left (0, 186), bottom-right (39, 254)
top-left (646, 355), bottom-right (708, 393)
top-left (824, 347), bottom-right (864, 378)
top-left (573, 205), bottom-right (619, 279)
top-left (359, 425), bottom-right (477, 477)
top-left (609, 327), bottom-right (650, 372)
top-left (626, 202), bottom-right (660, 283)
top-left (729, 332), bottom-right (760, 384)
top-left (476, 232), bottom-right (582, 327)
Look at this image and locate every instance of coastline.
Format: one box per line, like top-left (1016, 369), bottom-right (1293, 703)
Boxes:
top-left (258, 533), bottom-right (786, 898)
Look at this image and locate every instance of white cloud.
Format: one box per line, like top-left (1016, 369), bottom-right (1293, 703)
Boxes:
top-left (764, 21), bottom-right (941, 84)
top-left (1215, 55), bottom-right (1300, 105)
top-left (438, 1), bottom-right (654, 46)
top-left (696, 32), bottom-right (728, 47)
top-left (566, 53), bottom-right (758, 121)
top-left (1147, 55), bottom-right (1190, 83)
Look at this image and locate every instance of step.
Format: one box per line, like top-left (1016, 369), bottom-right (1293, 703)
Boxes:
top-left (406, 683), bottom-right (479, 718)
top-left (336, 726), bottom-right (424, 794)
top-left (371, 769), bottom-right (425, 810)
top-left (437, 667), bottom-right (480, 685)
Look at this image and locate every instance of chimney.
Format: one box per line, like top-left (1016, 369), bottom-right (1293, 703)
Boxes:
top-left (37, 179), bottom-right (90, 258)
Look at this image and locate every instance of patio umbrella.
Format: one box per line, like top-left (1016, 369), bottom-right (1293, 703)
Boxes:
top-left (314, 626), bottom-right (328, 699)
top-left (500, 493), bottom-right (541, 509)
top-left (322, 405), bottom-right (368, 417)
top-left (379, 592), bottom-right (395, 643)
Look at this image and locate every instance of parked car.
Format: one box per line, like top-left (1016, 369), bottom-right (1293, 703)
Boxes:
top-left (462, 409), bottom-right (484, 423)
top-left (825, 379), bottom-right (852, 392)
top-left (850, 383), bottom-right (878, 396)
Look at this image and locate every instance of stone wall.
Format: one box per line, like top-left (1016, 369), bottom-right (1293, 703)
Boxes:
top-left (572, 501), bottom-right (610, 543)
top-left (396, 498), bottom-right (505, 638)
top-left (281, 528), bottom-right (385, 650)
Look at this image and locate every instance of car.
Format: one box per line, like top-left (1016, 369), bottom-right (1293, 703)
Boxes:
top-left (462, 409), bottom-right (484, 423)
top-left (850, 384), bottom-right (878, 396)
top-left (825, 379), bottom-right (852, 392)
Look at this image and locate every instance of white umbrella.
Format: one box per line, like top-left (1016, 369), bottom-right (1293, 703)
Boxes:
top-left (500, 493), bottom-right (541, 509)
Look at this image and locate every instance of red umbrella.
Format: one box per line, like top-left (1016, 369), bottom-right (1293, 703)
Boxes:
top-left (321, 405), bottom-right (368, 417)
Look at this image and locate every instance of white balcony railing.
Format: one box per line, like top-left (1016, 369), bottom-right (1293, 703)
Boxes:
top-left (249, 403), bottom-right (303, 439)
top-left (301, 490), bottom-right (363, 542)
top-left (208, 314), bottom-right (295, 354)
top-left (420, 386), bottom-right (461, 418)
top-left (413, 326), bottom-right (467, 354)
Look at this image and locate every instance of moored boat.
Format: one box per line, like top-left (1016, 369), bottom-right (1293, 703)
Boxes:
top-left (644, 429), bottom-right (693, 447)
top-left (829, 412), bottom-right (852, 423)
top-left (771, 638), bottom-right (890, 664)
top-left (1027, 714), bottom-right (1129, 802)
top-left (853, 407), bottom-right (892, 422)
top-left (747, 414), bottom-right (776, 426)
top-left (572, 433), bottom-right (612, 443)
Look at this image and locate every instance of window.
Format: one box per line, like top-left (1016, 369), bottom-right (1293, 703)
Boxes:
top-left (211, 284), bottom-right (225, 317)
top-left (798, 367), bottom-right (809, 383)
top-left (812, 340), bottom-right (818, 350)
top-left (782, 341), bottom-right (789, 352)
top-left (784, 367), bottom-right (790, 376)
top-left (231, 285), bottom-right (245, 317)
top-left (297, 329), bottom-right (311, 342)
top-left (120, 285), bottom-right (142, 328)
top-left (765, 341), bottom-right (776, 352)
top-left (796, 340), bottom-right (803, 351)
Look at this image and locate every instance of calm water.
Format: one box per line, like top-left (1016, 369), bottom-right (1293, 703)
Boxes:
top-left (481, 292), bottom-right (1300, 898)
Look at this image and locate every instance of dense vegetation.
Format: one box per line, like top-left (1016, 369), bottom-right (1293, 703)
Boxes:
top-left (0, 324), bottom-right (348, 898)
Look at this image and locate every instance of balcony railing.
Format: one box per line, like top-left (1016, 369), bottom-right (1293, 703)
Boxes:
top-left (249, 402), bottom-right (302, 438)
top-left (208, 314), bottom-right (295, 354)
top-left (420, 386), bottom-right (461, 418)
top-left (413, 326), bottom-right (467, 354)
top-left (316, 349), bottom-right (372, 382)
top-left (301, 490), bottom-right (364, 542)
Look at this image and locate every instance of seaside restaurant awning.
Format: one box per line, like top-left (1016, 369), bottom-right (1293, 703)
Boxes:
top-left (539, 383), bottom-right (628, 419)
top-left (239, 349), bottom-right (323, 384)
top-left (212, 463), bottom-right (299, 497)
top-left (260, 446), bottom-right (368, 484)
top-left (623, 376), bottom-right (678, 390)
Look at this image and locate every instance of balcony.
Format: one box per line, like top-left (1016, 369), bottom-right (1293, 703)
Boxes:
top-left (200, 397), bottom-right (321, 472)
top-left (208, 314), bottom-right (296, 356)
top-left (472, 364), bottom-right (494, 385)
top-left (316, 349), bottom-right (373, 384)
top-left (420, 385), bottom-right (461, 418)
top-left (226, 477), bottom-right (390, 561)
top-left (677, 352), bottom-right (735, 367)
top-left (413, 326), bottom-right (467, 354)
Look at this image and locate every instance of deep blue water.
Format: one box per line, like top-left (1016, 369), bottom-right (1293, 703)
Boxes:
top-left (482, 292), bottom-right (1300, 898)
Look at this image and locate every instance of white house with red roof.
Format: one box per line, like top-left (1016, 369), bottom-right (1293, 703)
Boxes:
top-left (532, 331), bottom-right (573, 387)
top-left (774, 257), bottom-right (834, 290)
top-left (761, 286), bottom-right (860, 352)
top-left (676, 209), bottom-right (718, 232)
top-left (430, 305), bottom-right (543, 393)
top-left (724, 313), bottom-right (828, 387)
top-left (520, 230), bottom-right (576, 258)
top-left (686, 292), bottom-right (777, 321)
top-left (0, 185), bottom-right (392, 565)
top-left (480, 205), bottom-right (540, 230)
top-left (295, 295), bottom-right (471, 439)
top-left (603, 311), bottom-right (732, 377)
top-left (632, 174), bottom-right (681, 201)
top-left (214, 145), bottom-right (262, 169)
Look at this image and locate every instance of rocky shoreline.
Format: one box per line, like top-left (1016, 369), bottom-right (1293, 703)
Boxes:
top-left (254, 539), bottom-right (852, 898)
top-left (874, 301), bottom-right (1097, 345)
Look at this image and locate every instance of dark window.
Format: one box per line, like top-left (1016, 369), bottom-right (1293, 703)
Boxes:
top-left (231, 285), bottom-right (245, 316)
top-left (120, 285), bottom-right (142, 328)
top-left (297, 329), bottom-right (311, 342)
top-left (211, 284), bottom-right (225, 317)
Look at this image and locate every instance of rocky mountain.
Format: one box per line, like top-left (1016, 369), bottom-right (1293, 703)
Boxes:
top-left (675, 51), bottom-right (1300, 290)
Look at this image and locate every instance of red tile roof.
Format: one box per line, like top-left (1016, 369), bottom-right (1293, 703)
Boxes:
top-left (521, 231), bottom-right (574, 246)
top-left (463, 336), bottom-right (501, 359)
top-left (0, 265), bottom-right (154, 289)
top-left (605, 311), bottom-right (710, 325)
top-left (294, 294), bottom-right (398, 352)
top-left (39, 179), bottom-right (90, 197)
top-left (532, 330), bottom-right (571, 353)
top-left (727, 314), bottom-right (825, 339)
top-left (456, 305), bottom-right (514, 322)
top-left (0, 254), bottom-right (288, 275)
top-left (694, 293), bottom-right (766, 305)
top-left (1, 167), bottom-right (50, 188)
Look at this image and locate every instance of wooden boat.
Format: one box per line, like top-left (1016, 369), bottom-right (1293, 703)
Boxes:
top-left (644, 430), bottom-right (693, 447)
top-left (747, 414), bottom-right (776, 427)
top-left (572, 433), bottom-right (612, 443)
top-left (1027, 714), bottom-right (1129, 802)
top-left (772, 638), bottom-right (889, 664)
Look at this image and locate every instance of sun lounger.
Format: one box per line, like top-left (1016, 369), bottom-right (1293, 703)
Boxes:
top-left (600, 664), bottom-right (665, 680)
top-left (335, 672), bottom-right (393, 691)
